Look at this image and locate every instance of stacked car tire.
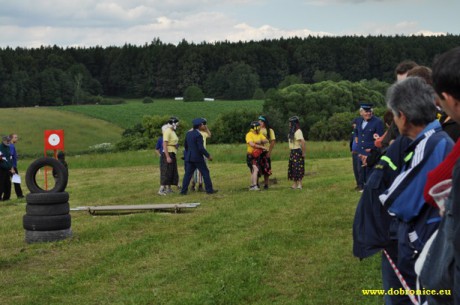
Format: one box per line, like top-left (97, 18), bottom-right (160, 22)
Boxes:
top-left (23, 157), bottom-right (72, 243)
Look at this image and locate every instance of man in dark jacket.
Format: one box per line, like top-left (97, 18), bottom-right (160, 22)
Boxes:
top-left (180, 118), bottom-right (217, 195)
top-left (0, 136), bottom-right (14, 201)
top-left (354, 103), bottom-right (384, 188)
top-left (432, 46), bottom-right (460, 305)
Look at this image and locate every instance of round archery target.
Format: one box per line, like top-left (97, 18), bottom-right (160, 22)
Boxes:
top-left (48, 134), bottom-right (61, 147)
top-left (44, 130), bottom-right (65, 150)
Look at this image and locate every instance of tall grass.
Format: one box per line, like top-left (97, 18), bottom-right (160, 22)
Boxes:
top-left (1, 152), bottom-right (383, 305)
top-left (58, 99), bottom-right (264, 129)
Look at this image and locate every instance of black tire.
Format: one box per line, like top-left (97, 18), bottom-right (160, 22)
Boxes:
top-left (26, 192), bottom-right (69, 205)
top-left (26, 202), bottom-right (70, 216)
top-left (25, 228), bottom-right (72, 244)
top-left (23, 214), bottom-right (71, 231)
top-left (25, 157), bottom-right (68, 194)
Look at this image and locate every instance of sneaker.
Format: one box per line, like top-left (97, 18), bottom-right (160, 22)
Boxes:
top-left (158, 190), bottom-right (167, 196)
top-left (165, 188), bottom-right (174, 194)
top-left (207, 190), bottom-right (219, 195)
top-left (249, 185), bottom-right (260, 191)
top-left (264, 185), bottom-right (269, 190)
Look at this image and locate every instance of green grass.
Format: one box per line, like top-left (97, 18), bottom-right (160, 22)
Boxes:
top-left (0, 107), bottom-right (123, 157)
top-left (0, 152), bottom-right (383, 305)
top-left (57, 99), bottom-right (264, 129)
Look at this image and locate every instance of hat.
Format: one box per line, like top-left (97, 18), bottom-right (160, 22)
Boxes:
top-left (258, 115), bottom-right (266, 122)
top-left (168, 116), bottom-right (179, 124)
top-left (250, 121), bottom-right (261, 130)
top-left (360, 103), bottom-right (373, 112)
top-left (289, 116), bottom-right (300, 122)
top-left (2, 135), bottom-right (11, 142)
top-left (192, 118), bottom-right (206, 127)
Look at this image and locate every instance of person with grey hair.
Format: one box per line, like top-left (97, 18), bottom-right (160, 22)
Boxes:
top-left (379, 76), bottom-right (454, 301)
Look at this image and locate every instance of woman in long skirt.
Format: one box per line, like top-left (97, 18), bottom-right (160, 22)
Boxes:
top-left (287, 116), bottom-right (306, 189)
top-left (159, 117), bottom-right (180, 195)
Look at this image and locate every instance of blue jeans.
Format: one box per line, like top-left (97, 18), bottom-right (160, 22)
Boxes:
top-left (381, 243), bottom-right (409, 305)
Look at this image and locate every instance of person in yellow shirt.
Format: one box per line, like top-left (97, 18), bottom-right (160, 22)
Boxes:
top-left (246, 121), bottom-right (269, 191)
top-left (258, 115), bottom-right (276, 189)
top-left (288, 116), bottom-right (306, 189)
top-left (159, 117), bottom-right (180, 195)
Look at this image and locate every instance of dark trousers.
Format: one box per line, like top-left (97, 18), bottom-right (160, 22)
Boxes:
top-left (455, 253), bottom-right (460, 305)
top-left (0, 168), bottom-right (11, 201)
top-left (181, 161), bottom-right (213, 194)
top-left (352, 153), bottom-right (360, 187)
top-left (11, 167), bottom-right (23, 198)
top-left (381, 242), bottom-right (409, 305)
top-left (358, 158), bottom-right (369, 188)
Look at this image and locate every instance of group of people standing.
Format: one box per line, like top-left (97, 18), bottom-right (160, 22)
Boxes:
top-left (0, 133), bottom-right (24, 201)
top-left (155, 116), bottom-right (217, 195)
top-left (155, 114), bottom-right (308, 195)
top-left (244, 115), bottom-right (307, 191)
top-left (353, 48), bottom-right (460, 305)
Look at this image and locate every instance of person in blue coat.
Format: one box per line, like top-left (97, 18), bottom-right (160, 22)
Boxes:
top-left (180, 118), bottom-right (218, 195)
top-left (380, 77), bottom-right (454, 304)
top-left (354, 103), bottom-right (384, 189)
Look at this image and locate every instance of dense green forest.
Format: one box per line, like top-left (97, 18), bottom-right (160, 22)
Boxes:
top-left (1, 35), bottom-right (460, 107)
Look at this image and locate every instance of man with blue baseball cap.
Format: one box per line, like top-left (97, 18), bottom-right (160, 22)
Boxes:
top-left (180, 118), bottom-right (218, 195)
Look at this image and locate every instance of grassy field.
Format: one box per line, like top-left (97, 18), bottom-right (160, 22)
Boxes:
top-left (58, 99), bottom-right (264, 129)
top-left (0, 99), bottom-right (263, 155)
top-left (0, 107), bottom-right (123, 157)
top-left (0, 150), bottom-right (383, 305)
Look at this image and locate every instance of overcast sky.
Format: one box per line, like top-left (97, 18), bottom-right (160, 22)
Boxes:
top-left (0, 0), bottom-right (459, 48)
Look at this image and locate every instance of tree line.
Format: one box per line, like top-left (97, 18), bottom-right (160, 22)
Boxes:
top-left (1, 35), bottom-right (460, 107)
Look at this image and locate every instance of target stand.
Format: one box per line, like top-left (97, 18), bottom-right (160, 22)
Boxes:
top-left (43, 130), bottom-right (65, 190)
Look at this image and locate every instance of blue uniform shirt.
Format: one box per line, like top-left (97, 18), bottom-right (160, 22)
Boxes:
top-left (354, 116), bottom-right (384, 155)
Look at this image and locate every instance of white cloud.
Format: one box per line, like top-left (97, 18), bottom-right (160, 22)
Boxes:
top-left (306, 0), bottom-right (400, 4)
top-left (226, 23), bottom-right (332, 42)
top-left (343, 20), bottom-right (447, 36)
top-left (0, 0), bottom-right (454, 47)
top-left (413, 30), bottom-right (446, 36)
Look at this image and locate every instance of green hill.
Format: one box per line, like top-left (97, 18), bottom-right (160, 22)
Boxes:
top-left (0, 107), bottom-right (123, 156)
top-left (58, 99), bottom-right (264, 129)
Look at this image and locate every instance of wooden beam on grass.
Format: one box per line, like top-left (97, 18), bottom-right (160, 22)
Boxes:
top-left (71, 203), bottom-right (200, 215)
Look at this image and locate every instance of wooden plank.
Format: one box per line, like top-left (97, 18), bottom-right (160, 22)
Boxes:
top-left (71, 203), bottom-right (200, 214)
